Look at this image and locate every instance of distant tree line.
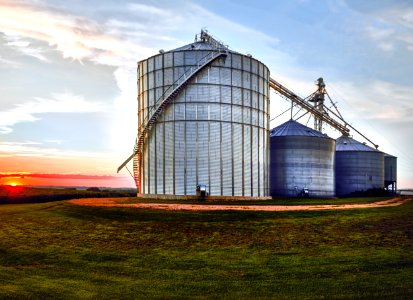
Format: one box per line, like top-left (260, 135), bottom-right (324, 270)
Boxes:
top-left (0, 186), bottom-right (136, 204)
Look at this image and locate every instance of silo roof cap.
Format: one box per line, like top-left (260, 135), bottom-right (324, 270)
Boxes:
top-left (270, 120), bottom-right (329, 138)
top-left (168, 41), bottom-right (239, 53)
top-left (336, 135), bottom-right (380, 152)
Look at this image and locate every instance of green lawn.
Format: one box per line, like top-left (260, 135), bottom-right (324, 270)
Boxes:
top-left (0, 198), bottom-right (412, 299)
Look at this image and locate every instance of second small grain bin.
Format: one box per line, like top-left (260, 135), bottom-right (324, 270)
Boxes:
top-left (335, 135), bottom-right (384, 196)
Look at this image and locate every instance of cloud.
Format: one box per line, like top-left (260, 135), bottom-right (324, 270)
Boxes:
top-left (45, 139), bottom-right (62, 145)
top-left (0, 92), bottom-right (108, 134)
top-left (0, 0), bottom-right (282, 139)
top-left (0, 0), bottom-right (154, 63)
top-left (362, 5), bottom-right (413, 52)
top-left (326, 79), bottom-right (413, 122)
top-left (365, 26), bottom-right (393, 40)
top-left (127, 3), bottom-right (170, 17)
top-left (0, 0), bottom-right (281, 99)
top-left (0, 1), bottom-right (279, 64)
top-left (0, 54), bottom-right (20, 68)
top-left (0, 141), bottom-right (107, 158)
top-left (0, 139), bottom-right (134, 178)
top-left (5, 34), bottom-right (50, 62)
top-left (192, 4), bottom-right (279, 47)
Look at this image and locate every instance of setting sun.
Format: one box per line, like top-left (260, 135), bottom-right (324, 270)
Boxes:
top-left (4, 179), bottom-right (23, 187)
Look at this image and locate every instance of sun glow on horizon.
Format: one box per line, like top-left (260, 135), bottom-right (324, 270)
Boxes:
top-left (4, 179), bottom-right (23, 187)
top-left (1, 173), bottom-right (134, 188)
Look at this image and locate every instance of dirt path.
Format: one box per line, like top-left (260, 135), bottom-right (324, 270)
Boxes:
top-left (67, 197), bottom-right (410, 212)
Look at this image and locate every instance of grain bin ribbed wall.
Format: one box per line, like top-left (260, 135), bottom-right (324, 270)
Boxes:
top-left (136, 40), bottom-right (270, 196)
top-left (335, 136), bottom-right (384, 196)
top-left (384, 154), bottom-right (397, 183)
top-left (270, 120), bottom-right (336, 198)
top-left (384, 154), bottom-right (397, 192)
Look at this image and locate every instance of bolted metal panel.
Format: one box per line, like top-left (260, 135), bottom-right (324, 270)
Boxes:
top-left (252, 126), bottom-right (259, 196)
top-left (210, 122), bottom-right (221, 195)
top-left (233, 123), bottom-right (243, 196)
top-left (185, 120), bottom-right (196, 194)
top-left (243, 125), bottom-right (252, 196)
top-left (174, 121), bottom-right (185, 195)
top-left (222, 122), bottom-right (232, 195)
top-left (270, 120), bottom-right (336, 198)
top-left (155, 123), bottom-right (164, 194)
top-left (335, 136), bottom-right (384, 196)
top-left (164, 122), bottom-right (173, 194)
top-left (198, 121), bottom-right (209, 186)
top-left (136, 42), bottom-right (270, 196)
top-left (149, 124), bottom-right (156, 194)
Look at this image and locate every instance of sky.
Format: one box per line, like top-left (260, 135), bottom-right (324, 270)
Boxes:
top-left (0, 0), bottom-right (412, 188)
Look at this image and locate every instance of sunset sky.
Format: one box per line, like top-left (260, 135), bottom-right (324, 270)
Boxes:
top-left (0, 0), bottom-right (412, 188)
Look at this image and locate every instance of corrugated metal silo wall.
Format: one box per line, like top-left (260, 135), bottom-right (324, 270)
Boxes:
top-left (136, 50), bottom-right (270, 196)
top-left (384, 156), bottom-right (397, 183)
top-left (335, 151), bottom-right (384, 196)
top-left (270, 136), bottom-right (336, 197)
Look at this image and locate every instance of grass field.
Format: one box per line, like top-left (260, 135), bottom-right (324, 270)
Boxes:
top-left (0, 197), bottom-right (412, 299)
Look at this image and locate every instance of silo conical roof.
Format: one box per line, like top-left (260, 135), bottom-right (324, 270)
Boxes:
top-left (168, 41), bottom-right (241, 54)
top-left (170, 41), bottom-right (223, 51)
top-left (336, 135), bottom-right (380, 152)
top-left (270, 120), bottom-right (329, 138)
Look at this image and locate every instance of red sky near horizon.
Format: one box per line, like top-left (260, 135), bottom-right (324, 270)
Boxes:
top-left (0, 151), bottom-right (136, 188)
top-left (0, 173), bottom-right (135, 188)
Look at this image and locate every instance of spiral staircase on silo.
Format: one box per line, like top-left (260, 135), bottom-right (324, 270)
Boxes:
top-left (117, 49), bottom-right (228, 191)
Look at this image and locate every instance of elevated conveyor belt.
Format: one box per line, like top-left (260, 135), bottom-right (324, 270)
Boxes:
top-left (117, 50), bottom-right (228, 190)
top-left (269, 78), bottom-right (350, 135)
top-left (269, 77), bottom-right (379, 149)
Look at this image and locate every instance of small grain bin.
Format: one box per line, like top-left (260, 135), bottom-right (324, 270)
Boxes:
top-left (270, 120), bottom-right (336, 198)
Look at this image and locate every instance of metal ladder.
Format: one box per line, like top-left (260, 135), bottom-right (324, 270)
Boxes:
top-left (118, 49), bottom-right (228, 191)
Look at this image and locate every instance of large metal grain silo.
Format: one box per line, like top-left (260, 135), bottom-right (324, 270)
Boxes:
top-left (270, 120), bottom-right (336, 198)
top-left (335, 136), bottom-right (384, 196)
top-left (121, 31), bottom-right (270, 197)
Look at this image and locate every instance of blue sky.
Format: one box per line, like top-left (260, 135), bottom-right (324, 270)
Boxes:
top-left (0, 0), bottom-right (412, 188)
